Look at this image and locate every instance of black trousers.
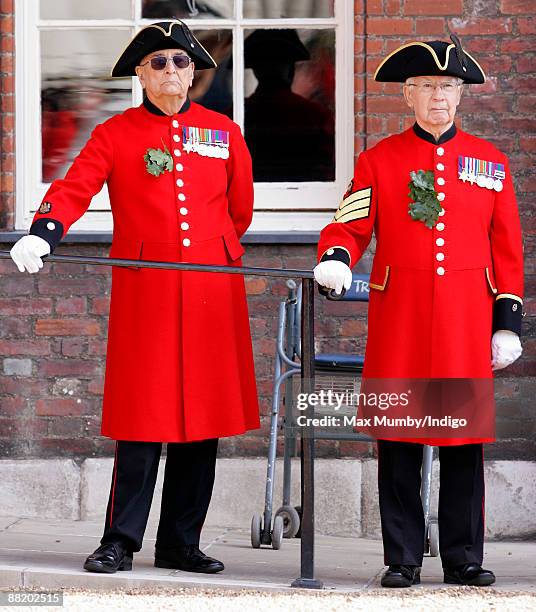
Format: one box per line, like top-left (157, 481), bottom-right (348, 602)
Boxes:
top-left (377, 440), bottom-right (485, 568)
top-left (101, 438), bottom-right (219, 554)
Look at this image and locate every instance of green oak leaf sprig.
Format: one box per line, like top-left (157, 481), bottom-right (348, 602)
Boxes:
top-left (144, 144), bottom-right (173, 177)
top-left (407, 169), bottom-right (442, 229)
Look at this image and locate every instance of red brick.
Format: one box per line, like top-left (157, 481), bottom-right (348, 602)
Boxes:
top-left (245, 278), bottom-right (267, 295)
top-left (368, 95), bottom-right (406, 113)
top-left (500, 0), bottom-right (534, 13)
top-left (35, 318), bottom-right (100, 336)
top-left (405, 0), bottom-right (462, 15)
top-left (38, 359), bottom-right (100, 377)
top-left (517, 55), bottom-right (536, 74)
top-left (0, 339), bottom-right (50, 355)
top-left (88, 339), bottom-right (106, 356)
top-left (61, 338), bottom-right (86, 357)
top-left (37, 277), bottom-right (103, 296)
top-left (448, 17), bottom-right (512, 35)
top-left (0, 93), bottom-right (13, 112)
top-left (0, 298), bottom-right (52, 315)
top-left (0, 395), bottom-right (25, 416)
top-left (341, 320), bottom-right (368, 336)
top-left (87, 376), bottom-right (105, 395)
top-left (55, 296), bottom-right (87, 315)
top-left (0, 35), bottom-right (13, 51)
top-left (366, 0), bottom-right (383, 14)
top-left (415, 18), bottom-right (446, 35)
top-left (386, 0), bottom-right (401, 15)
top-left (520, 137), bottom-right (536, 153)
top-left (0, 0), bottom-right (14, 13)
top-left (518, 18), bottom-right (536, 34)
top-left (500, 39), bottom-right (535, 53)
top-left (366, 39), bottom-right (384, 54)
top-left (366, 18), bottom-right (413, 35)
top-left (35, 398), bottom-right (88, 416)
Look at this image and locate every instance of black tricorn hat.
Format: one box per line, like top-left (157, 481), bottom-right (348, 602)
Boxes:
top-left (111, 20), bottom-right (217, 77)
top-left (244, 29), bottom-right (310, 68)
top-left (374, 35), bottom-right (485, 84)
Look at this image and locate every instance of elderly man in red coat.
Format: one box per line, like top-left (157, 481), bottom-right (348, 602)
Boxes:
top-left (10, 20), bottom-right (260, 575)
top-left (314, 37), bottom-right (523, 588)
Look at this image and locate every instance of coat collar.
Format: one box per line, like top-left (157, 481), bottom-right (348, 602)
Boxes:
top-left (143, 96), bottom-right (191, 116)
top-left (413, 121), bottom-right (457, 145)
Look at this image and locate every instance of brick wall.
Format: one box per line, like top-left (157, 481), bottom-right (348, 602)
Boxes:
top-left (0, 1), bottom-right (534, 460)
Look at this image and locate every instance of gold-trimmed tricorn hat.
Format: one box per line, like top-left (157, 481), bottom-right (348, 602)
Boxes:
top-left (111, 20), bottom-right (217, 77)
top-left (374, 34), bottom-right (485, 84)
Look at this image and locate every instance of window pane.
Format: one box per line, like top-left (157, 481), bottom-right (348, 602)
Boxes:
top-left (190, 30), bottom-right (233, 116)
top-left (244, 28), bottom-right (335, 182)
top-left (243, 0), bottom-right (334, 18)
top-left (41, 0), bottom-right (132, 19)
top-left (142, 0), bottom-right (234, 19)
top-left (41, 29), bottom-right (132, 183)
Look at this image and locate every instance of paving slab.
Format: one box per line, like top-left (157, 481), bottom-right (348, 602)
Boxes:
top-left (0, 519), bottom-right (534, 594)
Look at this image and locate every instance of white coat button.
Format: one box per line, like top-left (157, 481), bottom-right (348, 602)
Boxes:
top-left (182, 238), bottom-right (191, 247)
top-left (436, 222), bottom-right (445, 231)
top-left (437, 192), bottom-right (445, 201)
top-left (437, 177), bottom-right (445, 186)
top-left (179, 207), bottom-right (188, 215)
top-left (436, 237), bottom-right (445, 247)
top-left (178, 193), bottom-right (186, 201)
top-left (176, 163), bottom-right (183, 172)
top-left (437, 266), bottom-right (445, 275)
top-left (176, 179), bottom-right (184, 187)
top-left (181, 222), bottom-right (189, 231)
top-left (172, 120), bottom-right (179, 128)
top-left (439, 208), bottom-right (445, 216)
top-left (327, 248), bottom-right (334, 255)
top-left (46, 222), bottom-right (55, 230)
top-left (437, 147), bottom-right (445, 156)
top-left (436, 252), bottom-right (445, 261)
top-left (436, 163), bottom-right (444, 171)
top-left (173, 134), bottom-right (180, 142)
top-left (174, 149), bottom-right (181, 157)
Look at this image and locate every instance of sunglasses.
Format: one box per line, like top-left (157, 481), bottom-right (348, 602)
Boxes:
top-left (140, 54), bottom-right (192, 71)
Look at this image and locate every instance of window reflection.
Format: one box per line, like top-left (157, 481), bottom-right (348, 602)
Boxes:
top-left (189, 30), bottom-right (233, 115)
top-left (244, 29), bottom-right (335, 182)
top-left (41, 0), bottom-right (132, 20)
top-left (243, 0), bottom-right (334, 18)
top-left (41, 29), bottom-right (132, 183)
top-left (142, 0), bottom-right (234, 19)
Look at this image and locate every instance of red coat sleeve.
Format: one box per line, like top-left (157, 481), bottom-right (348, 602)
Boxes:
top-left (226, 123), bottom-right (254, 239)
top-left (29, 123), bottom-right (114, 250)
top-left (490, 154), bottom-right (524, 334)
top-left (317, 150), bottom-right (377, 266)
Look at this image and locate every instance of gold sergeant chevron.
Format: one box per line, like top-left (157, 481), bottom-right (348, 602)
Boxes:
top-left (333, 187), bottom-right (372, 223)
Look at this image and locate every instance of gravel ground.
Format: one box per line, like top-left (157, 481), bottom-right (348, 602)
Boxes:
top-left (2, 587), bottom-right (535, 612)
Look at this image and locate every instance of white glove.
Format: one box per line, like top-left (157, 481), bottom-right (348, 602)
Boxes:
top-left (491, 330), bottom-right (522, 371)
top-left (313, 260), bottom-right (352, 295)
top-left (10, 235), bottom-right (51, 274)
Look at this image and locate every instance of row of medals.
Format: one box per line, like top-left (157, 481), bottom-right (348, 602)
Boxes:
top-left (183, 140), bottom-right (230, 159)
top-left (459, 170), bottom-right (504, 192)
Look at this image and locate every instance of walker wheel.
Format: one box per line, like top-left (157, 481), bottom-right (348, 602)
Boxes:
top-left (271, 515), bottom-right (284, 550)
top-left (275, 505), bottom-right (301, 539)
top-left (250, 513), bottom-right (262, 549)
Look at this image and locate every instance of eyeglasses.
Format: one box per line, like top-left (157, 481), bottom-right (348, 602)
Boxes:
top-left (406, 81), bottom-right (461, 94)
top-left (140, 54), bottom-right (192, 71)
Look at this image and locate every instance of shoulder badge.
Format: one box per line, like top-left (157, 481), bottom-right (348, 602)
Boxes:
top-left (38, 202), bottom-right (52, 214)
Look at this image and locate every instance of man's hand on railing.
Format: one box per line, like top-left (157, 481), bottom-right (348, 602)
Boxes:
top-left (313, 260), bottom-right (352, 296)
top-left (10, 236), bottom-right (51, 274)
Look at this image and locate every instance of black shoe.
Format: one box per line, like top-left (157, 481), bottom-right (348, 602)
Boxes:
top-left (381, 564), bottom-right (421, 588)
top-left (83, 542), bottom-right (133, 573)
top-left (155, 544), bottom-right (224, 574)
top-left (444, 563), bottom-right (496, 586)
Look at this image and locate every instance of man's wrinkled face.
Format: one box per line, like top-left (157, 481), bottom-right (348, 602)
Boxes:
top-left (135, 48), bottom-right (195, 98)
top-left (403, 75), bottom-right (463, 128)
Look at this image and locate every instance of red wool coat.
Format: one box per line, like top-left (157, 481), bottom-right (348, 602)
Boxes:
top-left (32, 101), bottom-right (260, 442)
top-left (318, 125), bottom-right (524, 446)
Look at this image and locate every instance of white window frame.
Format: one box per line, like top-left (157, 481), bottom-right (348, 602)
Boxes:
top-left (16, 0), bottom-right (354, 232)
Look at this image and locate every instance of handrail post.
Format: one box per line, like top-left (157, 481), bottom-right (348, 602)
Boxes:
top-left (291, 277), bottom-right (323, 589)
